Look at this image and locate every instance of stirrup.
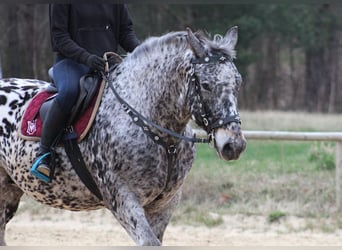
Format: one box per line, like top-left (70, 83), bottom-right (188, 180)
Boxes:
top-left (30, 152), bottom-right (52, 183)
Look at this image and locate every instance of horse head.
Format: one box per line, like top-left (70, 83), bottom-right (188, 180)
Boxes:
top-left (187, 27), bottom-right (246, 161)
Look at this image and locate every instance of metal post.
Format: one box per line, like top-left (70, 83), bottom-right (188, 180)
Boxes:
top-left (336, 141), bottom-right (342, 211)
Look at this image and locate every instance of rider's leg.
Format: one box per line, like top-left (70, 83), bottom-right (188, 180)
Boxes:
top-left (31, 98), bottom-right (67, 181)
top-left (53, 59), bottom-right (89, 112)
top-left (31, 58), bottom-right (89, 183)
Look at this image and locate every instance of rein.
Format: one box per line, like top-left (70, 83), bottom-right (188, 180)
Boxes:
top-left (102, 53), bottom-right (241, 151)
top-left (101, 71), bottom-right (210, 152)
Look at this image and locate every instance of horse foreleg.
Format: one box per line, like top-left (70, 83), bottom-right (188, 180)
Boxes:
top-left (0, 168), bottom-right (24, 246)
top-left (145, 190), bottom-right (182, 244)
top-left (104, 181), bottom-right (161, 246)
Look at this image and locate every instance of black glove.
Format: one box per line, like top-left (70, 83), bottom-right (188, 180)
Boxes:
top-left (107, 56), bottom-right (121, 67)
top-left (86, 55), bottom-right (106, 72)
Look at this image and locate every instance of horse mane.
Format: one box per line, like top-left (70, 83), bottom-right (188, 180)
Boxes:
top-left (129, 30), bottom-right (236, 60)
top-left (129, 31), bottom-right (188, 60)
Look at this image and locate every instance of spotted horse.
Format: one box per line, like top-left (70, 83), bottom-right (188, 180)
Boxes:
top-left (0, 27), bottom-right (246, 246)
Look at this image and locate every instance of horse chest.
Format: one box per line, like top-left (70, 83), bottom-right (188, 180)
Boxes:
top-left (128, 142), bottom-right (195, 206)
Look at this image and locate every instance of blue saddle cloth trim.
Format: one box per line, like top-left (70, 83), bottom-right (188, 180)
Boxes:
top-left (30, 152), bottom-right (51, 183)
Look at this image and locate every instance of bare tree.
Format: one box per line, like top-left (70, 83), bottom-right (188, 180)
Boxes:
top-left (0, 4), bottom-right (51, 80)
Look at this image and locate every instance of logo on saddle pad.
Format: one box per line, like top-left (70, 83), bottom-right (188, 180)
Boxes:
top-left (26, 119), bottom-right (37, 135)
top-left (19, 79), bottom-right (105, 143)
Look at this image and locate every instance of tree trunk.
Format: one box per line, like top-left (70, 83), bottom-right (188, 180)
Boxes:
top-left (327, 3), bottom-right (342, 113)
top-left (18, 5), bottom-right (35, 78)
top-left (6, 5), bottom-right (20, 77)
top-left (304, 47), bottom-right (329, 112)
top-left (327, 30), bottom-right (339, 113)
top-left (253, 35), bottom-right (280, 109)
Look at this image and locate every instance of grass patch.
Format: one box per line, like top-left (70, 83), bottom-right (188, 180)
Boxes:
top-left (268, 211), bottom-right (287, 223)
top-left (184, 142), bottom-right (336, 216)
top-left (173, 111), bottom-right (341, 229)
top-left (195, 140), bottom-right (318, 175)
top-left (308, 142), bottom-right (335, 170)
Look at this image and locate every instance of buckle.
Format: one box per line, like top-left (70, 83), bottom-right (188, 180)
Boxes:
top-left (168, 145), bottom-right (177, 154)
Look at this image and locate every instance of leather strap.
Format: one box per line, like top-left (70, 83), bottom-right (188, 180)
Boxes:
top-left (64, 129), bottom-right (103, 201)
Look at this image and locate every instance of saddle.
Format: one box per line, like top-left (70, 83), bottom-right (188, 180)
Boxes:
top-left (19, 52), bottom-right (122, 142)
top-left (19, 73), bottom-right (105, 143)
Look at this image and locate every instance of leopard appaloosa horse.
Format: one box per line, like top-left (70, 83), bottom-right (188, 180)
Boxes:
top-left (0, 27), bottom-right (246, 245)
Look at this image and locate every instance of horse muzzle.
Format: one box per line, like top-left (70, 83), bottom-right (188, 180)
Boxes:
top-left (213, 122), bottom-right (246, 161)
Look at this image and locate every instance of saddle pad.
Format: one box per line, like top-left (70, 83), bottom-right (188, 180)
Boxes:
top-left (19, 80), bottom-right (105, 143)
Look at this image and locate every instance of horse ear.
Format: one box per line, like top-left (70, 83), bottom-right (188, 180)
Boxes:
top-left (186, 27), bottom-right (205, 58)
top-left (224, 26), bottom-right (238, 50)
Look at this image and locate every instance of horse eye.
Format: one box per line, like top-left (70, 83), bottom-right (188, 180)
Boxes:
top-left (201, 83), bottom-right (211, 91)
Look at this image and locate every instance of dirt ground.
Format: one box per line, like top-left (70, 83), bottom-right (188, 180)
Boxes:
top-left (5, 207), bottom-right (342, 246)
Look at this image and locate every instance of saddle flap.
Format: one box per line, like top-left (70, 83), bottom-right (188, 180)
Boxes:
top-left (69, 73), bottom-right (102, 124)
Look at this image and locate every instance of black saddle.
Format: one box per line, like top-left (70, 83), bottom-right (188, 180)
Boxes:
top-left (40, 73), bottom-right (102, 126)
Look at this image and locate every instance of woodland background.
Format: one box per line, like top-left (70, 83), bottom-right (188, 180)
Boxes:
top-left (1, 3), bottom-right (342, 113)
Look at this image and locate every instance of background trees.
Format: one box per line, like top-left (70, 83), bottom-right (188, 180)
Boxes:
top-left (0, 5), bottom-right (52, 79)
top-left (1, 3), bottom-right (341, 112)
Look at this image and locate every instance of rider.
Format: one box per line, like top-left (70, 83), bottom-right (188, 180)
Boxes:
top-left (31, 4), bottom-right (140, 183)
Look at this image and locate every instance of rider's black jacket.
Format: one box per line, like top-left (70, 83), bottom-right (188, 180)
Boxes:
top-left (50, 4), bottom-right (140, 64)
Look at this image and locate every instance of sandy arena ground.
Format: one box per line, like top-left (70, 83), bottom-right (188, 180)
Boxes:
top-left (5, 207), bottom-right (342, 246)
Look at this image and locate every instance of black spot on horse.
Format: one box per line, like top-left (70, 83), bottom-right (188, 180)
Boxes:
top-left (0, 95), bottom-right (7, 105)
top-left (130, 216), bottom-right (137, 228)
top-left (0, 85), bottom-right (19, 93)
top-left (113, 201), bottom-right (117, 212)
top-left (1, 119), bottom-right (15, 138)
top-left (9, 100), bottom-right (19, 110)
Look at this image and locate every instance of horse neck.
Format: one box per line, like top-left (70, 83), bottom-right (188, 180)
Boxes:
top-left (105, 46), bottom-right (193, 135)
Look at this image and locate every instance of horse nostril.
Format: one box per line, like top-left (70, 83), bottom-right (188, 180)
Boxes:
top-left (220, 138), bottom-right (246, 161)
top-left (221, 142), bottom-right (235, 160)
top-left (214, 127), bottom-right (246, 161)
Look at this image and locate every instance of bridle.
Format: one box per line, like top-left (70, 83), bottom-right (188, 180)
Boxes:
top-left (189, 54), bottom-right (241, 137)
top-left (102, 53), bottom-right (241, 153)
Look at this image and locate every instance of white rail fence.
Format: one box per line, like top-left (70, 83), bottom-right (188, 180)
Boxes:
top-left (193, 129), bottom-right (342, 211)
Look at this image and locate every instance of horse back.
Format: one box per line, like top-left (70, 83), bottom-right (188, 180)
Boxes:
top-left (0, 78), bottom-right (47, 138)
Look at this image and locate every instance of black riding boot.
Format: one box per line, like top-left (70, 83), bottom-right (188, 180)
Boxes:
top-left (30, 99), bottom-right (68, 183)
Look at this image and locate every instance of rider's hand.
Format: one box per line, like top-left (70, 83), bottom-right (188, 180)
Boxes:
top-left (86, 55), bottom-right (106, 72)
top-left (107, 56), bottom-right (121, 67)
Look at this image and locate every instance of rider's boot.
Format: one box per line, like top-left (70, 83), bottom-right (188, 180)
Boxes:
top-left (30, 99), bottom-right (68, 183)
